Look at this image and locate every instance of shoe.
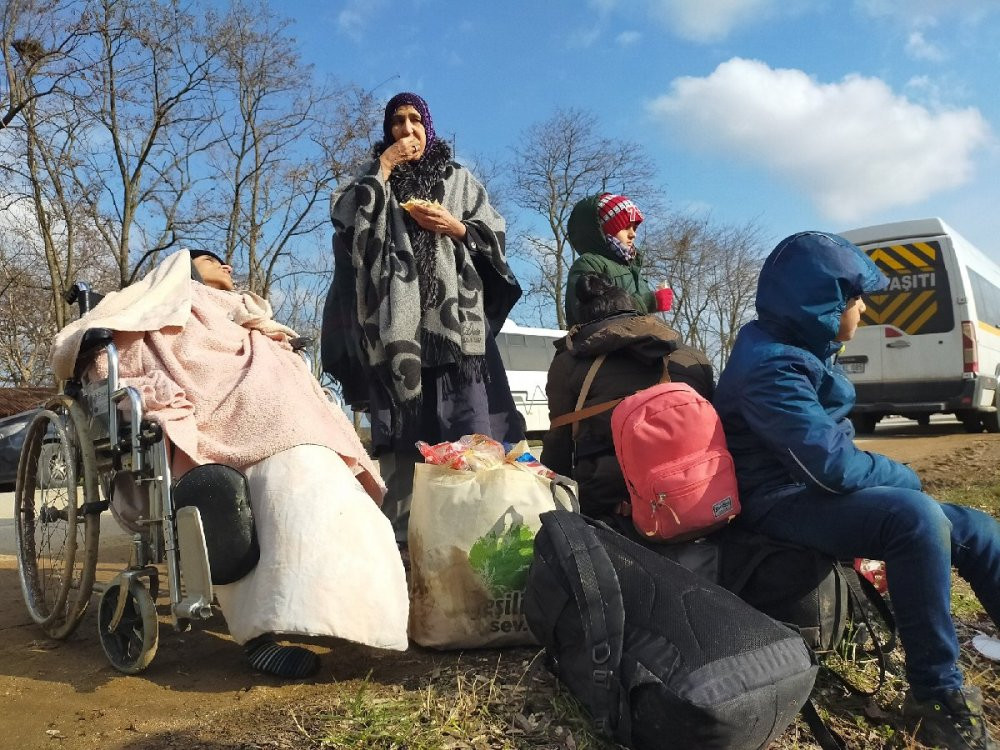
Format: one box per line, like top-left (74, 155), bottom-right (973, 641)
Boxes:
top-left (902, 686), bottom-right (998, 750)
top-left (244, 634), bottom-right (320, 679)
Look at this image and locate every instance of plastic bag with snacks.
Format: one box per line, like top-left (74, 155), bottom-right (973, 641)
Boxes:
top-left (416, 434), bottom-right (506, 471)
top-left (409, 434), bottom-right (577, 648)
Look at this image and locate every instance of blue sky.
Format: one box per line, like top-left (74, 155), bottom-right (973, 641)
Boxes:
top-left (287, 0), bottom-right (999, 283)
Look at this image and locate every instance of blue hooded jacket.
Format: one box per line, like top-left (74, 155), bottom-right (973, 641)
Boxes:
top-left (713, 231), bottom-right (922, 520)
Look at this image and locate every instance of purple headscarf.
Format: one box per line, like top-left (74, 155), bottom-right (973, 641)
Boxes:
top-left (382, 92), bottom-right (436, 147)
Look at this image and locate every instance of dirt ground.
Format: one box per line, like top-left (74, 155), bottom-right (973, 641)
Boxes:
top-left (0, 418), bottom-right (997, 750)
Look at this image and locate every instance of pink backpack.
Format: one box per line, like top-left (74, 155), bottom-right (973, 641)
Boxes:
top-left (611, 382), bottom-right (740, 542)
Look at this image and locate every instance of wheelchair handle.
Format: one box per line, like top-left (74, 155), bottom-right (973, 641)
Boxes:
top-left (289, 336), bottom-right (314, 353)
top-left (64, 281), bottom-right (90, 304)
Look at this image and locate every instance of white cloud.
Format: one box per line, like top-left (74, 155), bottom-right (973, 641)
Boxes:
top-left (644, 0), bottom-right (781, 42)
top-left (905, 30), bottom-right (946, 61)
top-left (904, 74), bottom-right (972, 110)
top-left (648, 58), bottom-right (992, 222)
top-left (337, 0), bottom-right (384, 40)
top-left (616, 30), bottom-right (641, 46)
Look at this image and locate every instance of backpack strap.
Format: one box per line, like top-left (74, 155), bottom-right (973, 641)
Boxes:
top-left (548, 353), bottom-right (672, 436)
top-left (845, 564), bottom-right (897, 652)
top-left (542, 511), bottom-right (625, 737)
top-left (658, 353), bottom-right (672, 383)
top-left (819, 563), bottom-right (894, 698)
top-left (801, 698), bottom-right (849, 750)
top-left (548, 354), bottom-right (611, 436)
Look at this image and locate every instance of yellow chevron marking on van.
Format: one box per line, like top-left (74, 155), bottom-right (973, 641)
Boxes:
top-left (868, 248), bottom-right (905, 271)
top-left (895, 291), bottom-right (935, 329)
top-left (891, 244), bottom-right (931, 270)
top-left (864, 291), bottom-right (911, 325)
top-left (861, 241), bottom-right (945, 333)
top-left (905, 301), bottom-right (938, 334)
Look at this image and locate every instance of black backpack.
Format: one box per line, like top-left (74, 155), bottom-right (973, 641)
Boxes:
top-left (524, 510), bottom-right (818, 750)
top-left (714, 528), bottom-right (851, 653)
top-left (712, 528), bottom-right (895, 670)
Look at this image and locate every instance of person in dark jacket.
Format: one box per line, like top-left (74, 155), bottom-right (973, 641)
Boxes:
top-left (321, 92), bottom-right (525, 543)
top-left (544, 272), bottom-right (714, 523)
top-left (563, 193), bottom-right (672, 327)
top-left (714, 231), bottom-right (1000, 750)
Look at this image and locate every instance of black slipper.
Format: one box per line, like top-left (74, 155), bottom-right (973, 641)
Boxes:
top-left (244, 635), bottom-right (320, 679)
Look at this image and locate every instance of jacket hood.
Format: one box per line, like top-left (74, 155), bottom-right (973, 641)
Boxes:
top-left (756, 231), bottom-right (886, 358)
top-left (568, 195), bottom-right (617, 260)
top-left (559, 312), bottom-right (678, 363)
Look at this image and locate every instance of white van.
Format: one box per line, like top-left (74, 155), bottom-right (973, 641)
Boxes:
top-left (495, 320), bottom-right (564, 437)
top-left (838, 218), bottom-right (1000, 433)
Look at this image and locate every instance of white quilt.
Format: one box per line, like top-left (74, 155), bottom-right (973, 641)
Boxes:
top-left (214, 444), bottom-right (409, 649)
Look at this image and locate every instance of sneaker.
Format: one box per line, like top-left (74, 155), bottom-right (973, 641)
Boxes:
top-left (902, 686), bottom-right (998, 750)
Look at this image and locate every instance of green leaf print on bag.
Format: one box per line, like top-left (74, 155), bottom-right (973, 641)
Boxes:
top-left (468, 523), bottom-right (535, 596)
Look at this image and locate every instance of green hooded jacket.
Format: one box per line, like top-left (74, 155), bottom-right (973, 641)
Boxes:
top-left (564, 194), bottom-right (657, 327)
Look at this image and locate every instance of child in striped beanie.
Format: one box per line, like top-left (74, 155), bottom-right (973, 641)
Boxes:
top-left (597, 193), bottom-right (672, 311)
top-left (564, 191), bottom-right (672, 326)
top-left (596, 192), bottom-right (644, 261)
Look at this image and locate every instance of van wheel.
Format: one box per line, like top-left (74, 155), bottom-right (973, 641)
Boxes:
top-left (960, 413), bottom-right (984, 433)
top-left (982, 410), bottom-right (1000, 434)
top-left (851, 414), bottom-right (877, 435)
top-left (915, 414), bottom-right (931, 427)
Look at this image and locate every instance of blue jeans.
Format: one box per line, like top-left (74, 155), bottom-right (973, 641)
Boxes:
top-left (746, 486), bottom-right (1000, 700)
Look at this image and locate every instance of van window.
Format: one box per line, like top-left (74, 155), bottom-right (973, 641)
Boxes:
top-left (860, 240), bottom-right (954, 334)
top-left (967, 268), bottom-right (1000, 329)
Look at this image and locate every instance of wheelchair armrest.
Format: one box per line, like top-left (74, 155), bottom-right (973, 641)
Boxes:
top-left (73, 328), bottom-right (115, 380)
top-left (80, 327), bottom-right (114, 356)
top-left (289, 336), bottom-right (314, 353)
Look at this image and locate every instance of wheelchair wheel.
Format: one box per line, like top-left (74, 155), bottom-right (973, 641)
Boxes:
top-left (98, 577), bottom-right (159, 674)
top-left (15, 397), bottom-right (101, 639)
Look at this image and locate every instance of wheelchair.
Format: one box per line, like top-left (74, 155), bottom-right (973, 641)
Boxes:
top-left (13, 281), bottom-right (311, 674)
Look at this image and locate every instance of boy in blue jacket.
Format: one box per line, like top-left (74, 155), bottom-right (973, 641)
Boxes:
top-left (715, 231), bottom-right (999, 750)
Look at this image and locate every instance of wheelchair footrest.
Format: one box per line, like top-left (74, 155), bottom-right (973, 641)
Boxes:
top-left (174, 506), bottom-right (214, 621)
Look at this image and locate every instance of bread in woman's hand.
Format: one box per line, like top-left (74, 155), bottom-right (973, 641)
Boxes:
top-left (400, 198), bottom-right (440, 212)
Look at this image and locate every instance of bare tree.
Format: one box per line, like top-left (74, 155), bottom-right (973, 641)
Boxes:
top-left (644, 215), bottom-right (768, 369)
top-left (0, 226), bottom-right (51, 385)
top-left (266, 244), bottom-right (333, 378)
top-left (0, 0), bottom-right (91, 130)
top-left (0, 201), bottom-right (112, 385)
top-left (507, 108), bottom-right (658, 329)
top-left (197, 2), bottom-right (377, 297)
top-left (1, 0), bottom-right (100, 331)
top-left (0, 0), bottom-right (378, 388)
top-left (72, 0), bottom-right (223, 288)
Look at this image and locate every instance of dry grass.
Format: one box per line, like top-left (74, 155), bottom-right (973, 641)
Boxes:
top-left (277, 476), bottom-right (1000, 750)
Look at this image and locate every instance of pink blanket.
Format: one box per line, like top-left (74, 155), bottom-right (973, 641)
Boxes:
top-left (99, 282), bottom-right (384, 504)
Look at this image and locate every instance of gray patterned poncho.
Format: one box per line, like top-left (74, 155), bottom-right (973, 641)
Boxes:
top-left (324, 142), bottom-right (519, 430)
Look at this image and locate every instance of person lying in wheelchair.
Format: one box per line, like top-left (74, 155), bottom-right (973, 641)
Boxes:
top-left (50, 248), bottom-right (409, 679)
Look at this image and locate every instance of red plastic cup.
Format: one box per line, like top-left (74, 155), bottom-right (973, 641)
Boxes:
top-left (654, 287), bottom-right (674, 312)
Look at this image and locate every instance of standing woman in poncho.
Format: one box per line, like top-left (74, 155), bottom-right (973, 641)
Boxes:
top-left (322, 92), bottom-right (525, 544)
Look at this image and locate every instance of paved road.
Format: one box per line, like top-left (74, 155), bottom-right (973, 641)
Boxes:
top-left (0, 489), bottom-right (131, 558)
top-left (1, 490), bottom-right (16, 556)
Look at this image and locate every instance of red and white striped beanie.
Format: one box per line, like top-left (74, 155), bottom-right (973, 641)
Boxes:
top-left (596, 193), bottom-right (644, 237)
